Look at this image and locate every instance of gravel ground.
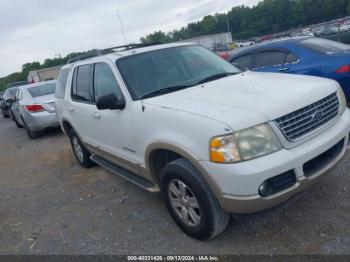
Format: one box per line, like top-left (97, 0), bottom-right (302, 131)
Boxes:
top-left (0, 116), bottom-right (349, 255)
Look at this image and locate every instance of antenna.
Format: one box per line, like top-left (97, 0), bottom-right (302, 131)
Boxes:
top-left (116, 9), bottom-right (128, 45)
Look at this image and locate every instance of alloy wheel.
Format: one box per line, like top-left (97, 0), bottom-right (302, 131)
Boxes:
top-left (168, 179), bottom-right (201, 227)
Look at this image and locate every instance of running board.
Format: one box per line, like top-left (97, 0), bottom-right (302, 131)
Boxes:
top-left (90, 154), bottom-right (158, 192)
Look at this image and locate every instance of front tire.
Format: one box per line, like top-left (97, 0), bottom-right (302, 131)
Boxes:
top-left (160, 158), bottom-right (230, 240)
top-left (68, 130), bottom-right (94, 168)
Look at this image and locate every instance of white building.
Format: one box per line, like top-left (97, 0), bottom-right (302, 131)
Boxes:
top-left (27, 65), bottom-right (62, 83)
top-left (178, 32), bottom-right (232, 50)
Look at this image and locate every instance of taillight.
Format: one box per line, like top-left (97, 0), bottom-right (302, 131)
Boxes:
top-left (336, 65), bottom-right (350, 73)
top-left (25, 104), bottom-right (45, 113)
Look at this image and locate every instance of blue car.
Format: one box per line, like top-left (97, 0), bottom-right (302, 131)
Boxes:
top-left (229, 37), bottom-right (350, 103)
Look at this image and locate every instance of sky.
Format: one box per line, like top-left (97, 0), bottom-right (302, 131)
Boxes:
top-left (0, 0), bottom-right (260, 77)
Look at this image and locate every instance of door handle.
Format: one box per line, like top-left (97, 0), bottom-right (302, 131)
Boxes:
top-left (68, 107), bottom-right (74, 112)
top-left (278, 67), bottom-right (289, 72)
top-left (91, 111), bottom-right (101, 119)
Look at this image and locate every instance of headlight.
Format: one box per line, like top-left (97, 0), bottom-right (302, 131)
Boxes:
top-left (338, 88), bottom-right (347, 115)
top-left (210, 124), bottom-right (281, 163)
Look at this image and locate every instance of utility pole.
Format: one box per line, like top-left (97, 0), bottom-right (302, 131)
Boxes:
top-left (226, 18), bottom-right (230, 33)
top-left (116, 9), bottom-right (128, 45)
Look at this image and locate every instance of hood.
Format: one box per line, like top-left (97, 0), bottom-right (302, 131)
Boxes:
top-left (144, 71), bottom-right (339, 131)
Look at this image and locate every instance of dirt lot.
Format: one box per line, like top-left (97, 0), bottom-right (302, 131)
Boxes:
top-left (0, 116), bottom-right (349, 255)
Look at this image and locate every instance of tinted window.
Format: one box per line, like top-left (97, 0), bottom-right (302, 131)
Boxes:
top-left (55, 69), bottom-right (70, 99)
top-left (299, 38), bottom-right (350, 54)
top-left (2, 88), bottom-right (17, 100)
top-left (117, 45), bottom-right (240, 100)
top-left (8, 87), bottom-right (18, 97)
top-left (28, 83), bottom-right (56, 97)
top-left (232, 54), bottom-right (253, 70)
top-left (254, 51), bottom-right (286, 68)
top-left (73, 65), bottom-right (93, 102)
top-left (285, 52), bottom-right (298, 63)
top-left (94, 63), bottom-right (123, 100)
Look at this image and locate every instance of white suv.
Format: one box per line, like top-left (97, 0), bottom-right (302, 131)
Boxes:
top-left (55, 43), bottom-right (350, 240)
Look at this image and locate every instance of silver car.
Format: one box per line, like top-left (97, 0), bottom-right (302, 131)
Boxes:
top-left (11, 80), bottom-right (59, 139)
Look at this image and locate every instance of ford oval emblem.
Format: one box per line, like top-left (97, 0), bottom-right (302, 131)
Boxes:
top-left (312, 111), bottom-right (323, 122)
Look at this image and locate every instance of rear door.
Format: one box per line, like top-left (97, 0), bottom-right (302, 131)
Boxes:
top-left (69, 63), bottom-right (97, 145)
top-left (12, 89), bottom-right (22, 120)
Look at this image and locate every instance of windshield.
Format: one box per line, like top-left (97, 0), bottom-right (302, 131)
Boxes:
top-left (28, 83), bottom-right (56, 97)
top-left (116, 45), bottom-right (241, 100)
top-left (299, 38), bottom-right (350, 54)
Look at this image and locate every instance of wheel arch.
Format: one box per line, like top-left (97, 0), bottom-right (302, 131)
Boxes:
top-left (145, 142), bottom-right (222, 196)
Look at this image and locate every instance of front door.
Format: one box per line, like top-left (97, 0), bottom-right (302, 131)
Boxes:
top-left (87, 61), bottom-right (137, 172)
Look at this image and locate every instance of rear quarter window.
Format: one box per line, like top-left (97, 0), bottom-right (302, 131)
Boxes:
top-left (55, 69), bottom-right (70, 99)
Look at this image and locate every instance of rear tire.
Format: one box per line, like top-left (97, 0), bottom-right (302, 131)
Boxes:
top-left (68, 129), bottom-right (94, 168)
top-left (160, 158), bottom-right (230, 240)
top-left (22, 117), bottom-right (40, 139)
top-left (13, 114), bottom-right (23, 128)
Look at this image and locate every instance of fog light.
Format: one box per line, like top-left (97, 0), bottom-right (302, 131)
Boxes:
top-left (259, 181), bottom-right (270, 197)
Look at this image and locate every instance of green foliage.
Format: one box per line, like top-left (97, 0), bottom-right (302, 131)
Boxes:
top-left (141, 0), bottom-right (350, 43)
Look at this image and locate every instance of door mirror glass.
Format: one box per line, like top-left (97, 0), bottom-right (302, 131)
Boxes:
top-left (96, 93), bottom-right (125, 110)
top-left (5, 98), bottom-right (14, 104)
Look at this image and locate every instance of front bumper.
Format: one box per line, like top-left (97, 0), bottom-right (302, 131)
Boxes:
top-left (200, 110), bottom-right (350, 214)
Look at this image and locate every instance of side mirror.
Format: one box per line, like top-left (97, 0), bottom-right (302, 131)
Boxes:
top-left (5, 98), bottom-right (14, 104)
top-left (96, 93), bottom-right (125, 110)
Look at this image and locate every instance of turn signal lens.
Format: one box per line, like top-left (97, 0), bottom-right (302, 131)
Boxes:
top-left (210, 135), bottom-right (241, 163)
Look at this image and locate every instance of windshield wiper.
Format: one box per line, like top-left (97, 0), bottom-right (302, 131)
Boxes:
top-left (195, 72), bottom-right (238, 85)
top-left (141, 85), bottom-right (193, 99)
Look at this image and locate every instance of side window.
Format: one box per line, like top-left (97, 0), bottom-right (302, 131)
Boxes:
top-left (285, 52), bottom-right (298, 64)
top-left (55, 69), bottom-right (70, 99)
top-left (72, 65), bottom-right (93, 102)
top-left (232, 54), bottom-right (253, 70)
top-left (254, 51), bottom-right (286, 69)
top-left (93, 63), bottom-right (123, 101)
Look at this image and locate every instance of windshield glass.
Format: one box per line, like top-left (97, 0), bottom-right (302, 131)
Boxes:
top-left (28, 83), bottom-right (56, 97)
top-left (299, 38), bottom-right (350, 54)
top-left (116, 45), bottom-right (240, 100)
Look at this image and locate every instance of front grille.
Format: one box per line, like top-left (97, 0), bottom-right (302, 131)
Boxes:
top-left (275, 93), bottom-right (339, 141)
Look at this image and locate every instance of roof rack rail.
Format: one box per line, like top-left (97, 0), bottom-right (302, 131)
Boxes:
top-left (66, 42), bottom-right (162, 64)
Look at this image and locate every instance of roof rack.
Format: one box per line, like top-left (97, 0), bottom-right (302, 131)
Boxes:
top-left (66, 42), bottom-right (162, 64)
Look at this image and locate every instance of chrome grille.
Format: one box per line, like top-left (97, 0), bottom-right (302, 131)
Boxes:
top-left (275, 93), bottom-right (339, 141)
